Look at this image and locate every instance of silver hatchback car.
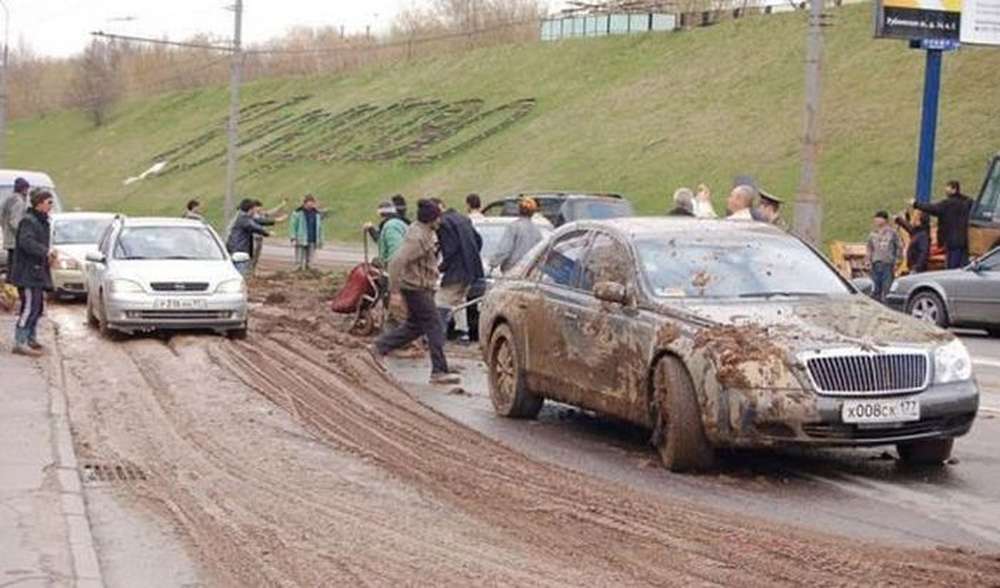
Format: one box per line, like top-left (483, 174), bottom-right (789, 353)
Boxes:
top-left (84, 216), bottom-right (249, 338)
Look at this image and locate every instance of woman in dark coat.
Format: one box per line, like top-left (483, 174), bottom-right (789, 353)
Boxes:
top-left (10, 190), bottom-right (55, 356)
top-left (895, 211), bottom-right (931, 274)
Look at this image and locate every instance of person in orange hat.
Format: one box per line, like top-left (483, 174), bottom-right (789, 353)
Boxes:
top-left (489, 196), bottom-right (544, 274)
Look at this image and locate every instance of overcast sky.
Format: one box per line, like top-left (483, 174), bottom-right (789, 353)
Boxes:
top-left (7, 0), bottom-right (528, 58)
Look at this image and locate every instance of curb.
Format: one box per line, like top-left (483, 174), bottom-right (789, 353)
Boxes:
top-left (48, 336), bottom-right (106, 588)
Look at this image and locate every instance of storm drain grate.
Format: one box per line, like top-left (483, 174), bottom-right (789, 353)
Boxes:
top-left (81, 463), bottom-right (148, 483)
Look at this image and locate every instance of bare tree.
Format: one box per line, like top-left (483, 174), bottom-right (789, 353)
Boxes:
top-left (68, 39), bottom-right (122, 127)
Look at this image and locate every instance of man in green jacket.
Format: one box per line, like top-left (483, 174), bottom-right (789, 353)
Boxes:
top-left (365, 201), bottom-right (407, 265)
top-left (289, 195), bottom-right (325, 271)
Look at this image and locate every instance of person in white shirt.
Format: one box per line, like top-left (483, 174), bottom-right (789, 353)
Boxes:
top-left (726, 185), bottom-right (757, 221)
top-left (693, 183), bottom-right (718, 218)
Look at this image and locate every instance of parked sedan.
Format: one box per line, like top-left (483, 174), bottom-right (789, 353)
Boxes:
top-left (50, 212), bottom-right (115, 298)
top-left (84, 217), bottom-right (249, 338)
top-left (479, 218), bottom-right (979, 471)
top-left (887, 247), bottom-right (1000, 337)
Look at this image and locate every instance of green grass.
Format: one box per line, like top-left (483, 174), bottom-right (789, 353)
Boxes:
top-left (8, 4), bottom-right (1000, 248)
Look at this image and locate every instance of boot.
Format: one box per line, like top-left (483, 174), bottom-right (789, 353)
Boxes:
top-left (429, 372), bottom-right (461, 385)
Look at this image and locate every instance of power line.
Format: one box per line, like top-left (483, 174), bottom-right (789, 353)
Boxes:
top-left (90, 30), bottom-right (233, 52)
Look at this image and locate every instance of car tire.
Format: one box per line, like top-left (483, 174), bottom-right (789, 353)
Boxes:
top-left (86, 297), bottom-right (100, 328)
top-left (227, 325), bottom-right (248, 340)
top-left (897, 438), bottom-right (953, 465)
top-left (653, 357), bottom-right (716, 473)
top-left (96, 293), bottom-right (122, 341)
top-left (487, 323), bottom-right (543, 419)
top-left (907, 291), bottom-right (948, 328)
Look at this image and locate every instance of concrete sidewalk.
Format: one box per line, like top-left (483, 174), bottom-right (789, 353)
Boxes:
top-left (0, 316), bottom-right (103, 587)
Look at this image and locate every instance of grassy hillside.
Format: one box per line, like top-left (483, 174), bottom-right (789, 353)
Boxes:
top-left (8, 4), bottom-right (1000, 246)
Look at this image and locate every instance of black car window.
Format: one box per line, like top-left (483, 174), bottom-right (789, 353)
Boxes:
top-left (538, 231), bottom-right (590, 288)
top-left (979, 249), bottom-right (1000, 271)
top-left (580, 233), bottom-right (633, 292)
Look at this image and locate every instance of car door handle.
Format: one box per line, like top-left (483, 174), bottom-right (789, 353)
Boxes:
top-left (563, 311), bottom-right (579, 320)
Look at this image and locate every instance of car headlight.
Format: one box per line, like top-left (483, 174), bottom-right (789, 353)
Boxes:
top-left (934, 339), bottom-right (973, 384)
top-left (55, 255), bottom-right (80, 270)
top-left (109, 279), bottom-right (145, 293)
top-left (215, 279), bottom-right (246, 294)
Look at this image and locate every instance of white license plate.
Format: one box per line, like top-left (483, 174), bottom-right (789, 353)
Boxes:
top-left (153, 298), bottom-right (207, 310)
top-left (842, 397), bottom-right (920, 424)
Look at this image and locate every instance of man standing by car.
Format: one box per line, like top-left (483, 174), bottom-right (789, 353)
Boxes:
top-left (373, 200), bottom-right (460, 385)
top-left (9, 190), bottom-right (55, 356)
top-left (867, 211), bottom-right (903, 303)
top-left (914, 180), bottom-right (974, 269)
top-left (227, 199), bottom-right (271, 277)
top-left (183, 199), bottom-right (205, 222)
top-left (433, 198), bottom-right (484, 340)
top-left (289, 195), bottom-right (325, 272)
top-left (1, 177), bottom-right (30, 279)
top-left (466, 194), bottom-right (484, 220)
top-left (726, 185), bottom-right (756, 220)
top-left (490, 197), bottom-right (544, 274)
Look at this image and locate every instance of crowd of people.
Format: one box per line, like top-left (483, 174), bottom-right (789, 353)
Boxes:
top-left (865, 179), bottom-right (974, 302)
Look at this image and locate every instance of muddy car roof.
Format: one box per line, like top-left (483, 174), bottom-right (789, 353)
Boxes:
top-left (564, 217), bottom-right (788, 239)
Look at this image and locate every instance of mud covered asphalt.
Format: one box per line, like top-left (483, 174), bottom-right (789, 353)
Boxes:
top-left (36, 271), bottom-right (1000, 586)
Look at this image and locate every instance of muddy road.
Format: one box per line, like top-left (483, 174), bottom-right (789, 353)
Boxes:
top-left (39, 273), bottom-right (1000, 586)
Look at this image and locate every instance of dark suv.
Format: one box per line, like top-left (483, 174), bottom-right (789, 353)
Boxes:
top-left (482, 191), bottom-right (632, 227)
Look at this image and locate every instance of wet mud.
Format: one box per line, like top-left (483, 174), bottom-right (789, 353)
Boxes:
top-left (43, 272), bottom-right (1000, 586)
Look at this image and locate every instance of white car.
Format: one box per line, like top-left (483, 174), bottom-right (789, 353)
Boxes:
top-left (50, 212), bottom-right (115, 298)
top-left (84, 216), bottom-right (249, 339)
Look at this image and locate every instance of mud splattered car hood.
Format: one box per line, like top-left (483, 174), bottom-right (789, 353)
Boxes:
top-left (671, 294), bottom-right (953, 352)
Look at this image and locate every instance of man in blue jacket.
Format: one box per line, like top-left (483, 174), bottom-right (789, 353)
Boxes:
top-left (432, 198), bottom-right (483, 341)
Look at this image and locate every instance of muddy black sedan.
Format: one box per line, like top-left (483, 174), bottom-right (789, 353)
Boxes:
top-left (478, 218), bottom-right (979, 472)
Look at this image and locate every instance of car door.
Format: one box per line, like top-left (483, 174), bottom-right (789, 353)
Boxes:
top-left (528, 230), bottom-right (592, 397)
top-left (952, 249), bottom-right (1000, 324)
top-left (86, 223), bottom-right (116, 297)
top-left (573, 231), bottom-right (653, 421)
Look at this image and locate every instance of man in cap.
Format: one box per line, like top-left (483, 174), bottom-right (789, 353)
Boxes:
top-left (490, 197), bottom-right (544, 274)
top-left (372, 199), bottom-right (460, 385)
top-left (9, 190), bottom-right (55, 355)
top-left (366, 201), bottom-right (407, 265)
top-left (432, 197), bottom-right (484, 341)
top-left (753, 190), bottom-right (786, 228)
top-left (1, 177), bottom-right (31, 279)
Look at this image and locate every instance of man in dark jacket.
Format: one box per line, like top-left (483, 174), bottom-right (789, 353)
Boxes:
top-left (914, 180), bottom-right (974, 269)
top-left (432, 198), bottom-right (484, 340)
top-left (10, 190), bottom-right (55, 356)
top-left (226, 198), bottom-right (271, 276)
top-left (895, 211), bottom-right (931, 274)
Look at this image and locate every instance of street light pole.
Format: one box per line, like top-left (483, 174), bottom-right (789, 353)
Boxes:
top-left (0, 0), bottom-right (9, 169)
top-left (223, 0), bottom-right (243, 232)
top-left (794, 0), bottom-right (825, 247)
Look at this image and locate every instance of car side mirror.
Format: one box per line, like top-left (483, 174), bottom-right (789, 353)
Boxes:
top-left (85, 251), bottom-right (106, 264)
top-left (593, 281), bottom-right (628, 305)
top-left (851, 277), bottom-right (873, 296)
top-left (231, 252), bottom-right (250, 263)
top-left (968, 260), bottom-right (982, 272)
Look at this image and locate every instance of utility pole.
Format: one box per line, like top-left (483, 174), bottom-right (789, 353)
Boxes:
top-left (223, 0), bottom-right (243, 231)
top-left (794, 0), bottom-right (824, 247)
top-left (0, 0), bottom-right (10, 169)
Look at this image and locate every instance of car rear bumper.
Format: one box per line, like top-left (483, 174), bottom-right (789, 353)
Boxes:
top-left (52, 269), bottom-right (88, 295)
top-left (104, 292), bottom-right (247, 332)
top-left (717, 380), bottom-right (979, 448)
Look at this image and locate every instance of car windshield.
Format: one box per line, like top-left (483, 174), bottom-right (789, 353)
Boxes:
top-left (636, 234), bottom-right (851, 299)
top-left (53, 218), bottom-right (113, 245)
top-left (113, 226), bottom-right (224, 261)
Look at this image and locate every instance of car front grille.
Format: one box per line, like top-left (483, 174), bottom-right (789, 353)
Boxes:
top-left (803, 414), bottom-right (974, 440)
top-left (149, 282), bottom-right (209, 292)
top-left (126, 310), bottom-right (233, 321)
top-left (804, 351), bottom-right (929, 396)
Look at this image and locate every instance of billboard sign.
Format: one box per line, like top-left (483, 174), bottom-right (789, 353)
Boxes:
top-left (875, 0), bottom-right (962, 40)
top-left (960, 0), bottom-right (1000, 45)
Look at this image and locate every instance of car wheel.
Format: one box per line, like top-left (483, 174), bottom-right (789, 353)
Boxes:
top-left (227, 324), bottom-right (248, 340)
top-left (487, 323), bottom-right (543, 419)
top-left (897, 438), bottom-right (953, 465)
top-left (907, 291), bottom-right (948, 328)
top-left (86, 297), bottom-right (99, 328)
top-left (96, 293), bottom-right (122, 340)
top-left (653, 356), bottom-right (715, 473)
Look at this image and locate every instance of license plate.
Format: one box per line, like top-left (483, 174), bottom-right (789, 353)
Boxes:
top-left (842, 397), bottom-right (920, 424)
top-left (153, 298), bottom-right (207, 310)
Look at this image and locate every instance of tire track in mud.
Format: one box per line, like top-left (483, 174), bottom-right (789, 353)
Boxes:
top-left (48, 309), bottom-right (623, 587)
top-left (218, 317), bottom-right (1000, 587)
